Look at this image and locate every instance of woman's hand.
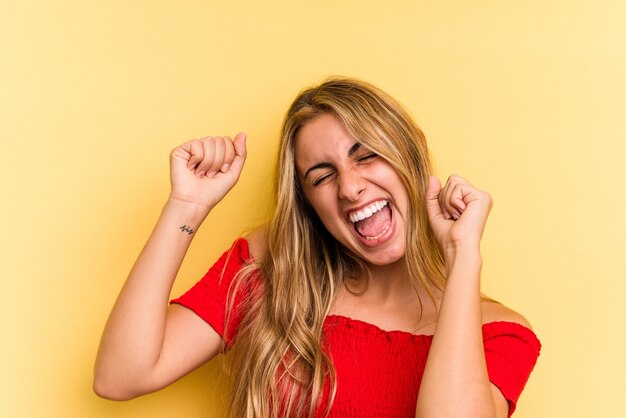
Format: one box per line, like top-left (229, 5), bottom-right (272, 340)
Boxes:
top-left (424, 175), bottom-right (493, 253)
top-left (168, 133), bottom-right (247, 211)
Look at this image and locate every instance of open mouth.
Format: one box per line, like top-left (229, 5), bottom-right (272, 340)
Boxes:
top-left (348, 200), bottom-right (393, 241)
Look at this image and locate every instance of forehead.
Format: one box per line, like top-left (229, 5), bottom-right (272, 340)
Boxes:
top-left (294, 113), bottom-right (356, 171)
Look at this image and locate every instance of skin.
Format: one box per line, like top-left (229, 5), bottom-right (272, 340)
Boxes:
top-left (295, 113), bottom-right (409, 270)
top-left (94, 115), bottom-right (532, 418)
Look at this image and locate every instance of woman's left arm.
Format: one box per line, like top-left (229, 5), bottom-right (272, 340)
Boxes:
top-left (415, 175), bottom-right (508, 418)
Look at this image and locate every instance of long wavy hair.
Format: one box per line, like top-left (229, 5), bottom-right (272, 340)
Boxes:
top-left (224, 77), bottom-right (446, 417)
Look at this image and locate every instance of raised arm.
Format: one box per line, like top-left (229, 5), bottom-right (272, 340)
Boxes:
top-left (416, 175), bottom-right (508, 418)
top-left (93, 133), bottom-right (247, 400)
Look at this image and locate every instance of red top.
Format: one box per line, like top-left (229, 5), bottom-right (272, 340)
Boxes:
top-left (172, 239), bottom-right (541, 417)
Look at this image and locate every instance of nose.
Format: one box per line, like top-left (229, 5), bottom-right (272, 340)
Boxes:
top-left (338, 169), bottom-right (366, 201)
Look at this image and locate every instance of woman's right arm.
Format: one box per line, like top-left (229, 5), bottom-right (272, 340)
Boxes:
top-left (93, 133), bottom-right (247, 400)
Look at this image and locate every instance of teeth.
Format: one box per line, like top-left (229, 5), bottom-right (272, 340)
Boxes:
top-left (348, 200), bottom-right (388, 223)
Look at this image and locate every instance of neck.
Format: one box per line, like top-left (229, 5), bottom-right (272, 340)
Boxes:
top-left (346, 258), bottom-right (437, 308)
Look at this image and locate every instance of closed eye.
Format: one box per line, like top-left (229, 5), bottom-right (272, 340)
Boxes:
top-left (357, 152), bottom-right (378, 162)
top-left (312, 172), bottom-right (334, 186)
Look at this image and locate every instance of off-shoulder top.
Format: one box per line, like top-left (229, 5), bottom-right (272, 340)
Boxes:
top-left (171, 238), bottom-right (541, 417)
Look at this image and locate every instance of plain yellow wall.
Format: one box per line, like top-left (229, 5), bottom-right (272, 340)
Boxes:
top-left (2, 1), bottom-right (625, 417)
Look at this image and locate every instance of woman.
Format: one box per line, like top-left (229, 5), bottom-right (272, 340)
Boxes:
top-left (94, 77), bottom-right (541, 417)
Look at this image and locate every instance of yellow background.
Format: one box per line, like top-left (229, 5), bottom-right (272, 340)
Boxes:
top-left (2, 1), bottom-right (624, 417)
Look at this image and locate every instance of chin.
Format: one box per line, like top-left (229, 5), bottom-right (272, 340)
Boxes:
top-left (364, 248), bottom-right (406, 267)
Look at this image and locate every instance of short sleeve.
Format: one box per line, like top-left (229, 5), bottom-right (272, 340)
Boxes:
top-left (170, 238), bottom-right (253, 348)
top-left (483, 321), bottom-right (542, 417)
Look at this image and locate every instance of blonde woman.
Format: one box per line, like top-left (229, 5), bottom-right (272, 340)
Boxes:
top-left (94, 78), bottom-right (541, 417)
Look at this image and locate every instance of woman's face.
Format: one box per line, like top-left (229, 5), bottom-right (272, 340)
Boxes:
top-left (294, 113), bottom-right (409, 267)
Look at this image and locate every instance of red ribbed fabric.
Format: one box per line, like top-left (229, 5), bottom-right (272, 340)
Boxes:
top-left (172, 239), bottom-right (541, 417)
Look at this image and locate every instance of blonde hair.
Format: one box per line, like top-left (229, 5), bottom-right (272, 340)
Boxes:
top-left (225, 77), bottom-right (446, 417)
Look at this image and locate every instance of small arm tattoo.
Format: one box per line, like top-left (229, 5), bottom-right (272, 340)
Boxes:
top-left (179, 225), bottom-right (195, 235)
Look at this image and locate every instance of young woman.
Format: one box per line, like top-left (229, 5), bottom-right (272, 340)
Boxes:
top-left (94, 77), bottom-right (541, 417)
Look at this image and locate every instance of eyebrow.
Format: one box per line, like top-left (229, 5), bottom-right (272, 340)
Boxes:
top-left (303, 142), bottom-right (361, 180)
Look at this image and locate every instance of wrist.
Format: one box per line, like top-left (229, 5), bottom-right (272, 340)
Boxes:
top-left (444, 245), bottom-right (482, 270)
top-left (163, 197), bottom-right (212, 225)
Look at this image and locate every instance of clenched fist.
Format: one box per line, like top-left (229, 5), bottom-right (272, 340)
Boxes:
top-left (168, 132), bottom-right (247, 211)
top-left (425, 174), bottom-right (493, 253)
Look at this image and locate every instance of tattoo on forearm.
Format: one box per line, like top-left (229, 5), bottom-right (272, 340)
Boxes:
top-left (179, 225), bottom-right (194, 235)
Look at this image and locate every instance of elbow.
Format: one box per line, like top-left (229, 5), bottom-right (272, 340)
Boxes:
top-left (92, 380), bottom-right (133, 401)
top-left (93, 357), bottom-right (167, 400)
top-left (92, 372), bottom-right (141, 401)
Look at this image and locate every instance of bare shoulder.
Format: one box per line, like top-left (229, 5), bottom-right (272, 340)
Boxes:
top-left (245, 224), bottom-right (269, 261)
top-left (481, 296), bottom-right (533, 331)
